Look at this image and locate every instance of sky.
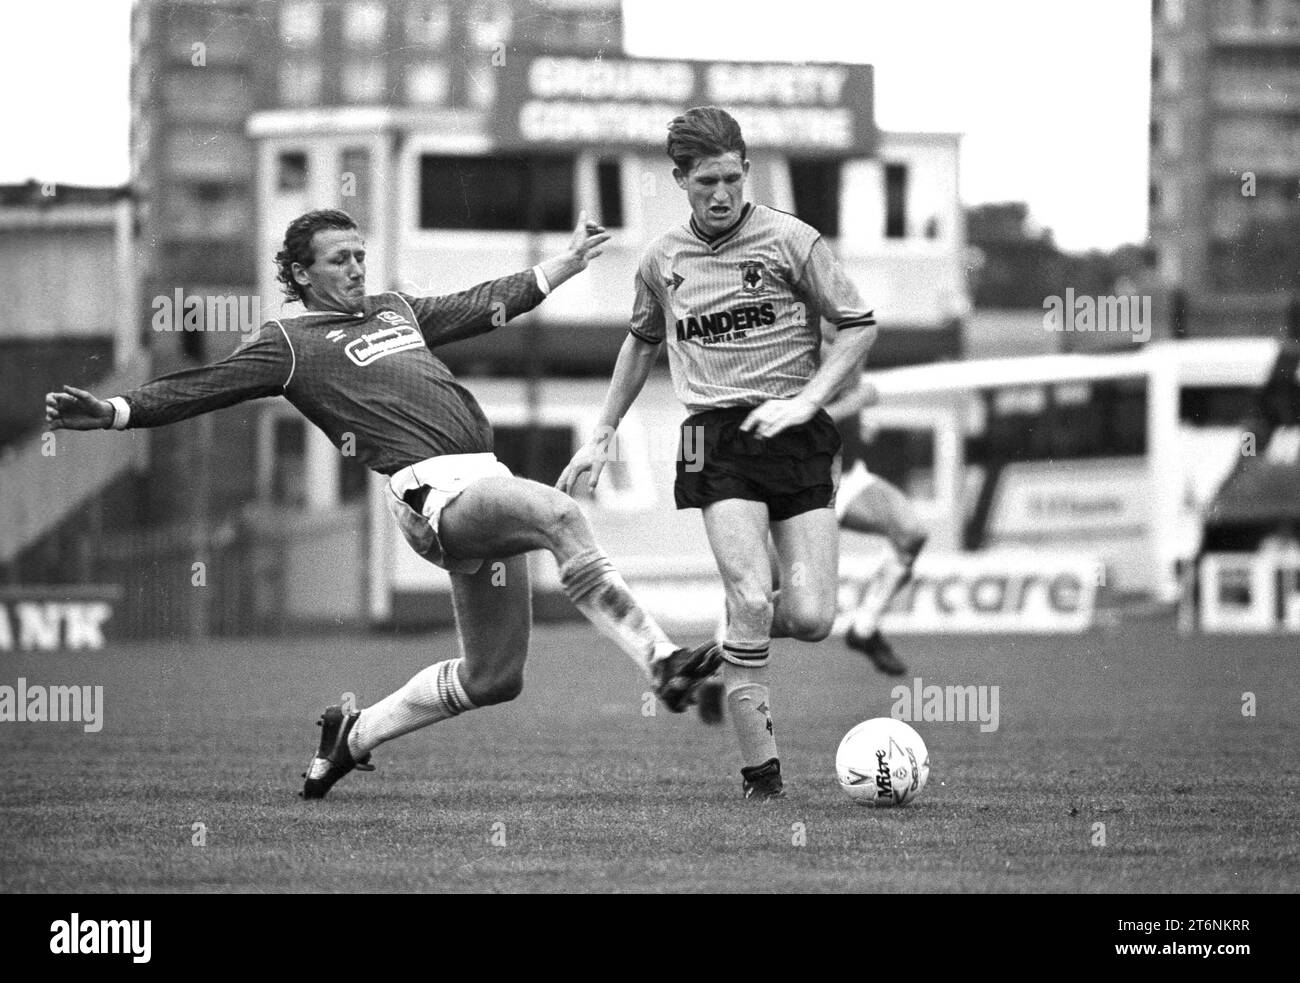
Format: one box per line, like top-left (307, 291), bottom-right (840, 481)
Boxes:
top-left (0, 0), bottom-right (1150, 251)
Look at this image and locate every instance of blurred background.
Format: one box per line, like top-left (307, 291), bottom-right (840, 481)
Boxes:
top-left (1, 0), bottom-right (1297, 646)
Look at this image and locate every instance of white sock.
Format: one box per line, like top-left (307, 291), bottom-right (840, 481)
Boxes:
top-left (851, 549), bottom-right (908, 637)
top-left (559, 549), bottom-right (677, 680)
top-left (723, 659), bottom-right (778, 768)
top-left (349, 658), bottom-right (476, 758)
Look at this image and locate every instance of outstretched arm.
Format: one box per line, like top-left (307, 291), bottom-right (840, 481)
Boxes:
top-left (45, 386), bottom-right (114, 430)
top-left (537, 211), bottom-right (610, 293)
top-left (44, 325), bottom-right (291, 432)
top-left (405, 212), bottom-right (611, 348)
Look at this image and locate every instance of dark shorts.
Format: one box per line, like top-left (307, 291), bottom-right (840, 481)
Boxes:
top-left (675, 405), bottom-right (842, 521)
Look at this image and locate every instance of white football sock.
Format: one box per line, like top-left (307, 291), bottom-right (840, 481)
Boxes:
top-left (349, 658), bottom-right (476, 758)
top-left (723, 658), bottom-right (778, 768)
top-left (559, 549), bottom-right (677, 680)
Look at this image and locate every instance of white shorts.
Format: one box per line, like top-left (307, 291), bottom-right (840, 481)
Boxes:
top-left (386, 452), bottom-right (512, 574)
top-left (834, 459), bottom-right (879, 522)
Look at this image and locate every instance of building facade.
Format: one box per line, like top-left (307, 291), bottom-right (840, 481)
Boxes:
top-left (104, 0), bottom-right (970, 629)
top-left (1149, 0), bottom-right (1300, 337)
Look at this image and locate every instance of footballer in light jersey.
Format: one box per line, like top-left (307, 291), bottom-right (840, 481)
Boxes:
top-left (559, 107), bottom-right (878, 799)
top-left (45, 208), bottom-right (722, 801)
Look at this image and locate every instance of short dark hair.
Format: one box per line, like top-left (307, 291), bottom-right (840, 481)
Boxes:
top-left (666, 106), bottom-right (747, 174)
top-left (274, 208), bottom-right (358, 303)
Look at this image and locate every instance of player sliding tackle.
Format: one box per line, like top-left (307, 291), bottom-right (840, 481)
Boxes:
top-left (44, 208), bottom-right (721, 801)
top-left (559, 107), bottom-right (878, 799)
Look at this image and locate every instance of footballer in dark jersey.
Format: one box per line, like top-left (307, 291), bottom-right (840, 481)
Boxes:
top-left (45, 208), bottom-right (721, 800)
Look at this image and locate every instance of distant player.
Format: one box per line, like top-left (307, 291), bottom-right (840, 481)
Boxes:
top-left (44, 207), bottom-right (721, 801)
top-left (823, 361), bottom-right (927, 675)
top-left (558, 107), bottom-right (877, 799)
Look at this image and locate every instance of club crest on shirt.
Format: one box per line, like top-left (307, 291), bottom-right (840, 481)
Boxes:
top-left (739, 260), bottom-right (766, 295)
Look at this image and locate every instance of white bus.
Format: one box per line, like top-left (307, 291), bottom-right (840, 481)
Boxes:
top-left (858, 338), bottom-right (1290, 602)
top-left (366, 338), bottom-right (1292, 627)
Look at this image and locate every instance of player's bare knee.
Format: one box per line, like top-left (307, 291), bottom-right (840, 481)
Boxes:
top-left (727, 582), bottom-right (774, 632)
top-left (786, 606), bottom-right (835, 642)
top-left (486, 673), bottom-right (525, 705)
top-left (540, 489), bottom-right (592, 556)
top-left (462, 668), bottom-right (525, 706)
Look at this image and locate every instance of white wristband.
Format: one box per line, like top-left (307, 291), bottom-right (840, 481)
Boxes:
top-left (107, 396), bottom-right (131, 430)
top-left (532, 265), bottom-right (552, 296)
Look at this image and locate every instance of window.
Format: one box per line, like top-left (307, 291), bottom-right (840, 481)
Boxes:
top-left (1180, 386), bottom-right (1259, 426)
top-left (165, 181), bottom-right (251, 239)
top-left (342, 60), bottom-right (385, 103)
top-left (419, 155), bottom-right (574, 231)
top-left (1149, 118), bottom-right (1162, 148)
top-left (164, 130), bottom-right (250, 180)
top-left (280, 61), bottom-right (322, 105)
top-left (968, 379), bottom-right (1148, 464)
top-left (406, 1), bottom-right (450, 47)
top-left (490, 424), bottom-right (574, 483)
top-left (519, 7), bottom-right (620, 49)
top-left (1164, 114), bottom-right (1185, 154)
top-left (340, 148), bottom-right (371, 228)
top-left (467, 0), bottom-right (512, 49)
top-left (596, 159), bottom-right (623, 228)
top-left (790, 159), bottom-right (841, 237)
top-left (343, 1), bottom-right (387, 47)
top-left (167, 6), bottom-right (255, 64)
top-left (884, 163), bottom-right (908, 238)
top-left (279, 1), bottom-right (321, 49)
top-left (180, 324), bottom-right (205, 362)
top-left (1165, 52), bottom-right (1181, 90)
top-left (866, 428), bottom-right (936, 500)
top-left (1160, 244), bottom-right (1181, 282)
top-left (271, 418), bottom-right (307, 509)
top-left (340, 455), bottom-right (368, 503)
top-left (163, 72), bottom-right (251, 121)
top-left (406, 62), bottom-right (449, 104)
top-left (466, 67), bottom-right (497, 109)
top-left (278, 151), bottom-right (309, 192)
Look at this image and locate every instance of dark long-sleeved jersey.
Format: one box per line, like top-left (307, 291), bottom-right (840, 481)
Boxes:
top-left (115, 272), bottom-right (545, 475)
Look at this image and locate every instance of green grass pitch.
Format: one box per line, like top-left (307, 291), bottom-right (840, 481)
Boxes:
top-left (1, 620), bottom-right (1296, 892)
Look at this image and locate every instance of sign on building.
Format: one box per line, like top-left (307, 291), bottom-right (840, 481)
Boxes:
top-left (494, 55), bottom-right (876, 156)
top-left (1196, 550), bottom-right (1300, 633)
top-left (839, 551), bottom-right (1100, 634)
top-left (0, 586), bottom-right (120, 652)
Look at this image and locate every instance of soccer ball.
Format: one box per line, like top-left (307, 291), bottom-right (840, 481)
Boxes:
top-left (835, 717), bottom-right (930, 806)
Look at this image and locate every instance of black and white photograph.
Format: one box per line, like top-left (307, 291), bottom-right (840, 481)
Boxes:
top-left (0, 0), bottom-right (1295, 936)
